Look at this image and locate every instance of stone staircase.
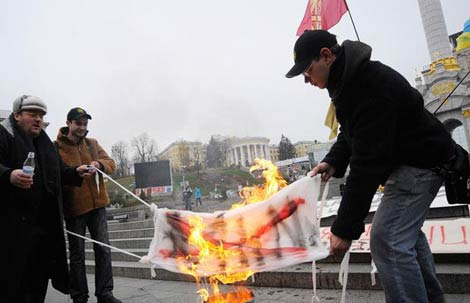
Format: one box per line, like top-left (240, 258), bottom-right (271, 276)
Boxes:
top-left (79, 205), bottom-right (470, 295)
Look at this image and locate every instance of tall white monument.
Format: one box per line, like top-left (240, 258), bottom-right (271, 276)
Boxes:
top-left (416, 0), bottom-right (470, 151)
top-left (417, 0), bottom-right (453, 61)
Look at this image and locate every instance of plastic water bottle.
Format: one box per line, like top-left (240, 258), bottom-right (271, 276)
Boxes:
top-left (23, 152), bottom-right (35, 175)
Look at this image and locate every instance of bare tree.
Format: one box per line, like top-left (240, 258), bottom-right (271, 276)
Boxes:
top-left (111, 141), bottom-right (130, 178)
top-left (131, 133), bottom-right (158, 163)
top-left (206, 135), bottom-right (229, 168)
top-left (178, 141), bottom-right (190, 168)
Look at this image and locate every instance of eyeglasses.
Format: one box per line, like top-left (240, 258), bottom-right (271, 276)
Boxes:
top-left (302, 58), bottom-right (318, 77)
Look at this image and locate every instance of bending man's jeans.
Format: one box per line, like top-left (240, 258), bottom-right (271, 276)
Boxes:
top-left (66, 207), bottom-right (114, 301)
top-left (370, 166), bottom-right (445, 303)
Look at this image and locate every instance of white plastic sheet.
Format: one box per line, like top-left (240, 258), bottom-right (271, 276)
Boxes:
top-left (143, 175), bottom-right (329, 277)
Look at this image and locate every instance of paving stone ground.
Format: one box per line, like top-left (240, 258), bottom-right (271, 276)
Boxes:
top-left (45, 274), bottom-right (469, 303)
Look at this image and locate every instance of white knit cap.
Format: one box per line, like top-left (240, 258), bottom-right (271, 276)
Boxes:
top-left (13, 95), bottom-right (47, 114)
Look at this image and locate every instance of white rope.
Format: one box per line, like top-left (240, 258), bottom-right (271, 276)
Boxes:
top-left (96, 167), bottom-right (152, 208)
top-left (317, 181), bottom-right (330, 227)
top-left (65, 229), bottom-right (143, 260)
top-left (311, 261), bottom-right (319, 303)
top-left (338, 250), bottom-right (351, 303)
top-left (66, 170), bottom-right (162, 276)
top-left (370, 259), bottom-right (378, 286)
top-left (95, 172), bottom-right (100, 194)
top-left (311, 180), bottom-right (330, 303)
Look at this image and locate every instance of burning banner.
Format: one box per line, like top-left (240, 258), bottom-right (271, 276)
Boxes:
top-left (142, 173), bottom-right (329, 281)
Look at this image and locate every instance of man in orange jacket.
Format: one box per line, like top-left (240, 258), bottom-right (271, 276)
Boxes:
top-left (56, 107), bottom-right (120, 303)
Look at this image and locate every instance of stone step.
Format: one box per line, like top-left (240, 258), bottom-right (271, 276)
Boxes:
top-left (85, 260), bottom-right (470, 294)
top-left (83, 249), bottom-right (148, 262)
top-left (107, 219), bottom-right (154, 231)
top-left (87, 228), bottom-right (155, 239)
top-left (80, 247), bottom-right (470, 264)
top-left (84, 237), bottom-right (153, 249)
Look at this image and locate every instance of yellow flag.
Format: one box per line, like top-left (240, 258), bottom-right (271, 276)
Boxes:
top-left (456, 32), bottom-right (470, 52)
top-left (324, 101), bottom-right (339, 139)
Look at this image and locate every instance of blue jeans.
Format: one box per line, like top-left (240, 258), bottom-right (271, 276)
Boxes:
top-left (370, 166), bottom-right (445, 303)
top-left (66, 207), bottom-right (114, 301)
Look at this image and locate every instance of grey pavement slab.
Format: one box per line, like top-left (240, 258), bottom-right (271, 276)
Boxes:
top-left (84, 260), bottom-right (470, 294)
top-left (45, 274), bottom-right (470, 303)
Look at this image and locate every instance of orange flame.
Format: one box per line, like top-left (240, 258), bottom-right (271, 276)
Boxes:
top-left (179, 159), bottom-right (286, 303)
top-left (232, 158), bottom-right (287, 209)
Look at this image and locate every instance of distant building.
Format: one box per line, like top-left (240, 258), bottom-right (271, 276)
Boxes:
top-left (294, 140), bottom-right (316, 157)
top-left (158, 140), bottom-right (206, 171)
top-left (225, 137), bottom-right (271, 167)
top-left (270, 144), bottom-right (279, 162)
top-left (307, 141), bottom-right (335, 165)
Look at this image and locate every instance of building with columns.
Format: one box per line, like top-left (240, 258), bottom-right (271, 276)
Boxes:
top-left (225, 137), bottom-right (271, 167)
top-left (416, 0), bottom-right (470, 151)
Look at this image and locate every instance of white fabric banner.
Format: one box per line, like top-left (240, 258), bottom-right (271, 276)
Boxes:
top-left (319, 186), bottom-right (464, 219)
top-left (320, 218), bottom-right (470, 253)
top-left (144, 175), bottom-right (329, 276)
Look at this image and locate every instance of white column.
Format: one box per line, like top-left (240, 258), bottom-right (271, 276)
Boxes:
top-left (247, 145), bottom-right (253, 165)
top-left (417, 0), bottom-right (452, 61)
top-left (241, 146), bottom-right (246, 166)
top-left (236, 146), bottom-right (241, 165)
top-left (231, 148), bottom-right (236, 165)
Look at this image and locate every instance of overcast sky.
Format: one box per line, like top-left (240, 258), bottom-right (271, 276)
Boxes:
top-left (0, 0), bottom-right (468, 154)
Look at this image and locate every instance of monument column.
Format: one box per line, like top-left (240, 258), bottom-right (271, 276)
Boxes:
top-left (417, 0), bottom-right (452, 61)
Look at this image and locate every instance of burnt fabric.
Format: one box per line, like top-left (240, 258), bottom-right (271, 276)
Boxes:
top-left (143, 175), bottom-right (328, 276)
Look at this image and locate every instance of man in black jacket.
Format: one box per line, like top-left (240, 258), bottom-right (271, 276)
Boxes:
top-left (286, 30), bottom-right (454, 303)
top-left (0, 95), bottom-right (92, 303)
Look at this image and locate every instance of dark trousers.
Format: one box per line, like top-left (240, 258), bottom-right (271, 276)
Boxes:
top-left (184, 197), bottom-right (192, 210)
top-left (17, 225), bottom-right (51, 303)
top-left (66, 207), bottom-right (114, 301)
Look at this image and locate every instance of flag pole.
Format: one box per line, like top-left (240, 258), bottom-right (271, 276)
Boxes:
top-left (343, 0), bottom-right (360, 41)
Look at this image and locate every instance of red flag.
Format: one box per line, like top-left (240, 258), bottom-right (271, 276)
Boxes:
top-left (296, 0), bottom-right (347, 36)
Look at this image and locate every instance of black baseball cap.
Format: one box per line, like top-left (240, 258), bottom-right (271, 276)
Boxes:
top-left (286, 30), bottom-right (337, 78)
top-left (67, 107), bottom-right (92, 121)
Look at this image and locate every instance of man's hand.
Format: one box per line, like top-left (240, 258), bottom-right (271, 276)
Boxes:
top-left (90, 161), bottom-right (101, 170)
top-left (330, 233), bottom-right (352, 260)
top-left (76, 164), bottom-right (94, 177)
top-left (311, 162), bottom-right (336, 182)
top-left (10, 169), bottom-right (34, 189)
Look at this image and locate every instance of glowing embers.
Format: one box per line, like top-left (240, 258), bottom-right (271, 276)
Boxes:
top-left (202, 282), bottom-right (254, 303)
